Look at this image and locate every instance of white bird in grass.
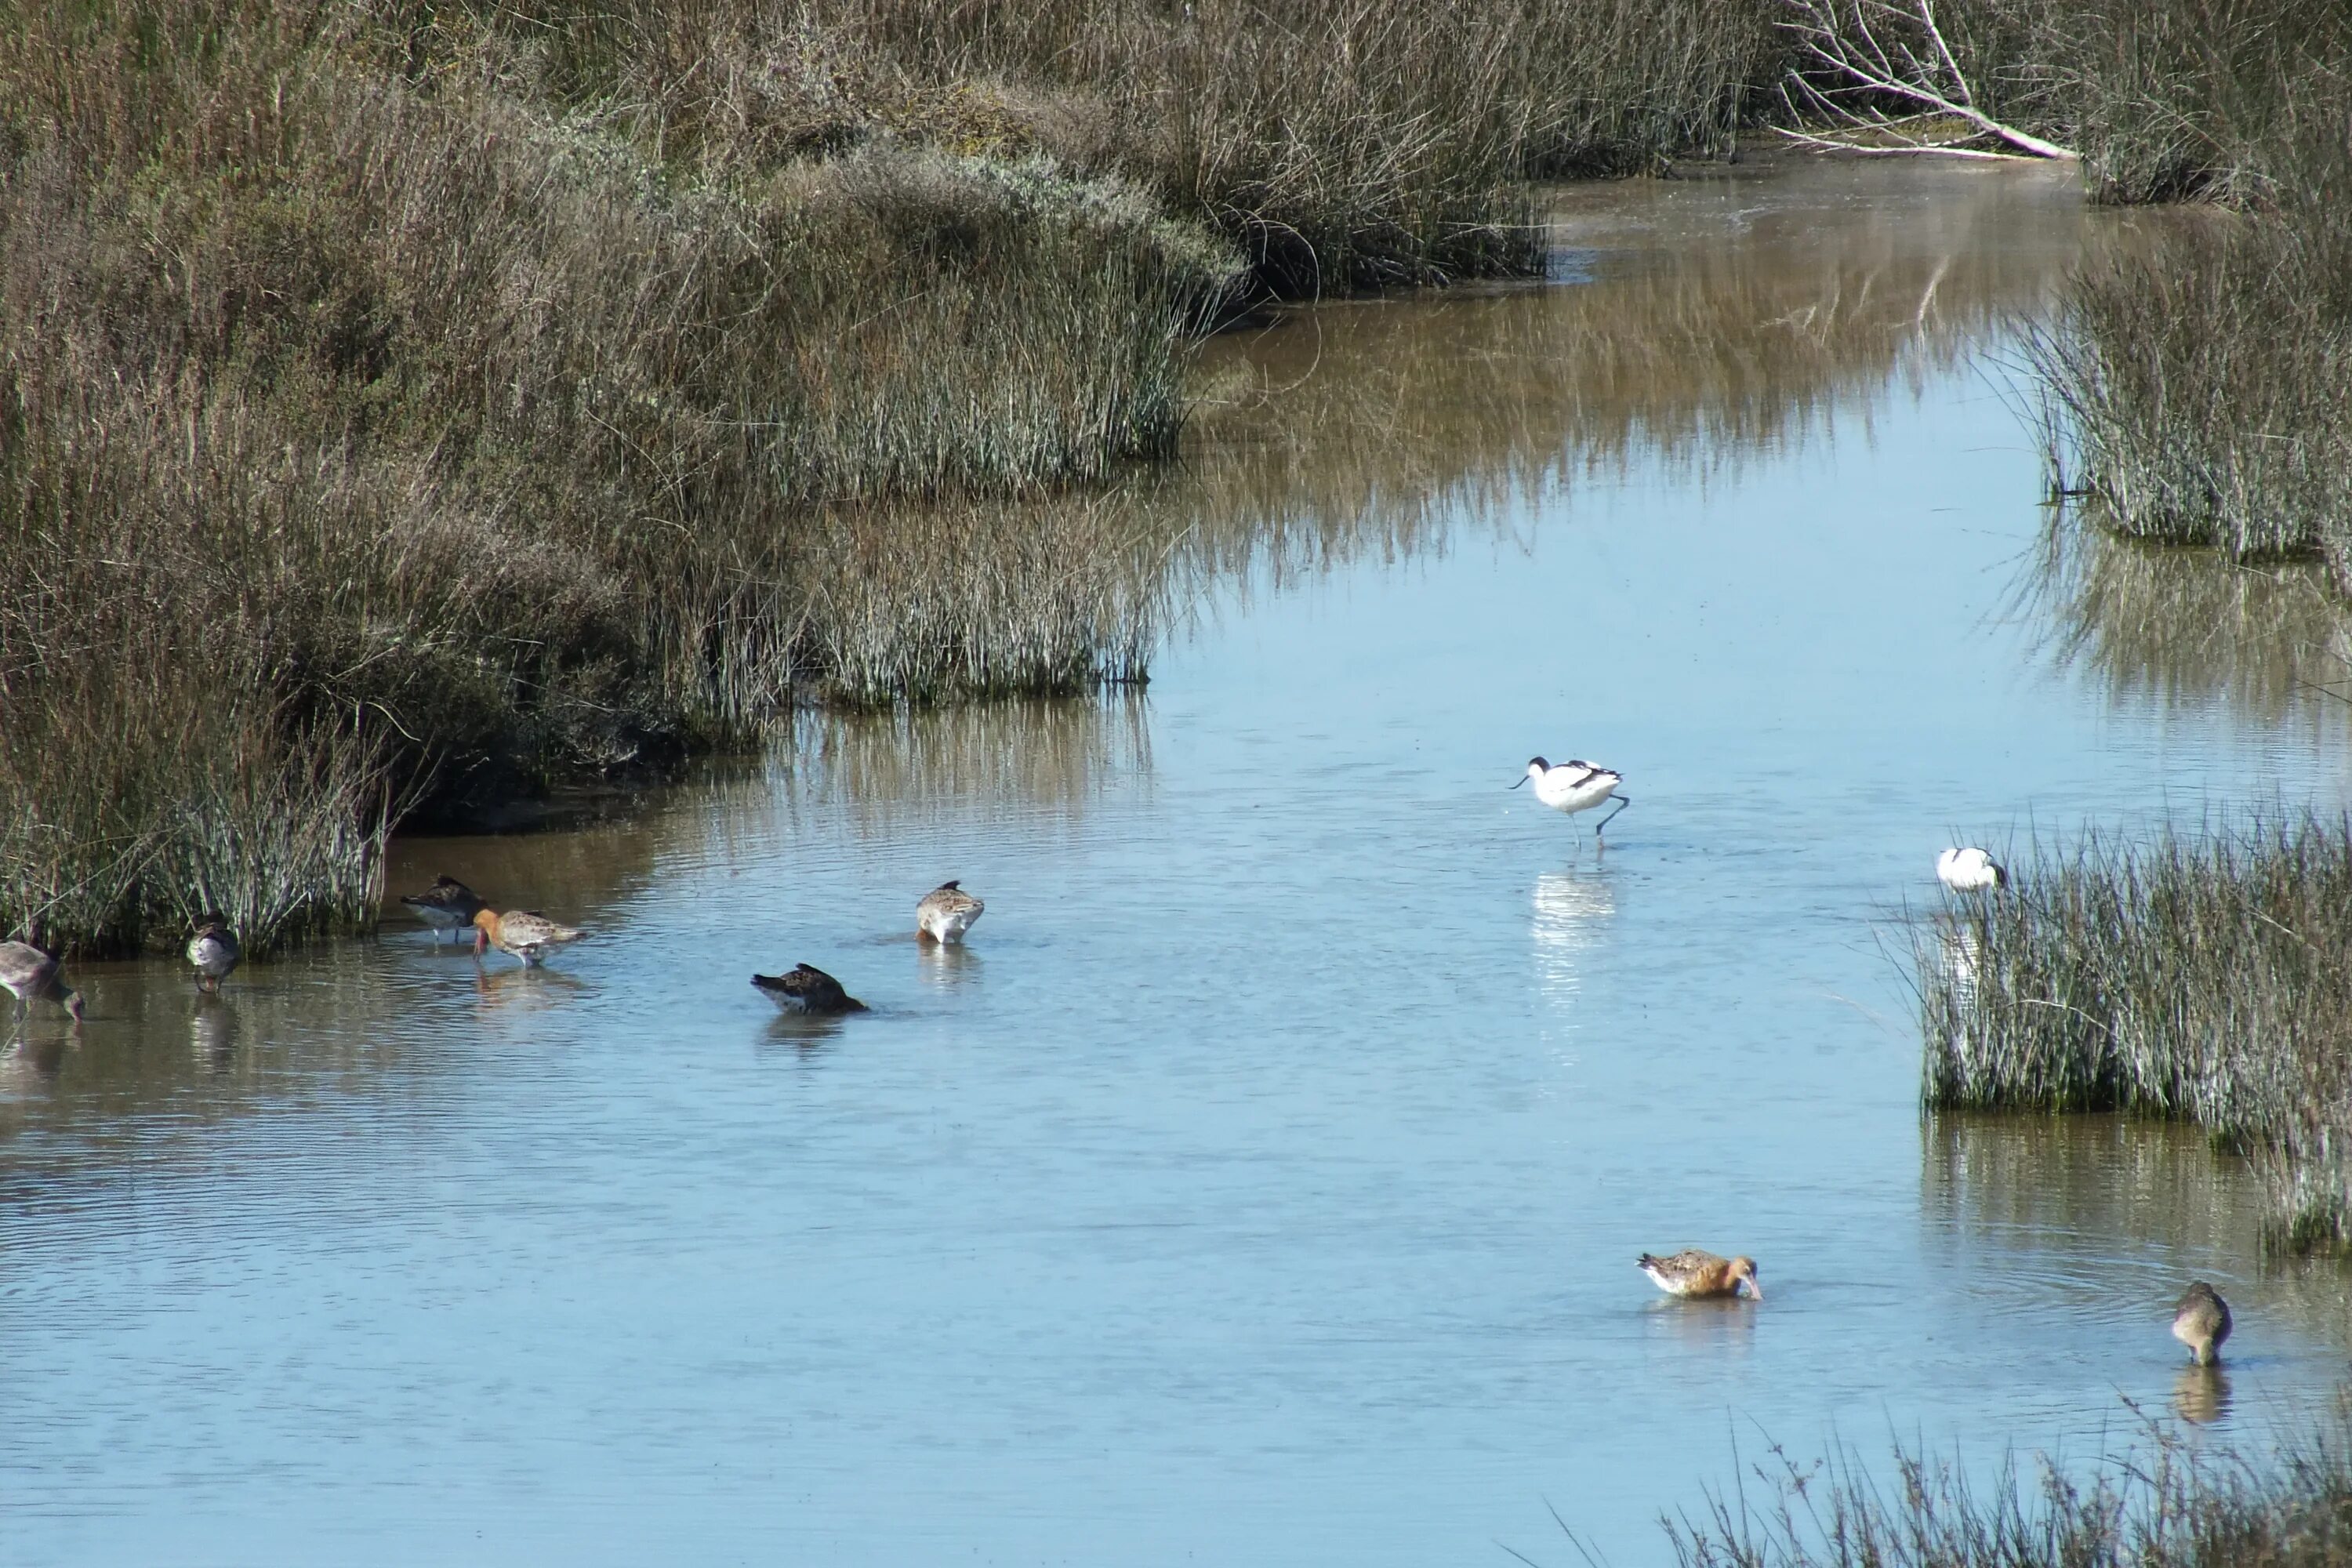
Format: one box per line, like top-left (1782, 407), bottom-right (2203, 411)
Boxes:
top-left (1936, 846), bottom-right (2005, 892)
top-left (1513, 756), bottom-right (1631, 840)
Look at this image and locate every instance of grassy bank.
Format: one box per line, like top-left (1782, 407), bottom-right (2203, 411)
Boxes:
top-left (1918, 817), bottom-right (2352, 1255)
top-left (0, 0), bottom-right (1784, 954)
top-left (1666, 1418), bottom-right (2352, 1567)
top-left (2013, 2), bottom-right (2352, 579)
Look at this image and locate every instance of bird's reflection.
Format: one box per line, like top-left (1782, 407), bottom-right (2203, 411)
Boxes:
top-left (2, 1030), bottom-right (72, 1083)
top-left (1640, 1294), bottom-right (1758, 1354)
top-left (762, 1011), bottom-right (852, 1051)
top-left (473, 964), bottom-right (589, 1012)
top-left (916, 940), bottom-right (983, 989)
top-left (1532, 868), bottom-right (1617, 1005)
top-left (190, 997), bottom-right (241, 1063)
top-left (2172, 1364), bottom-right (2232, 1426)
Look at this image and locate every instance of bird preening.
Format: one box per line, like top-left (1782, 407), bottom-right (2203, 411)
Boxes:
top-left (1936, 846), bottom-right (2005, 892)
top-left (752, 963), bottom-right (867, 1015)
top-left (2172, 1280), bottom-right (2232, 1366)
top-left (186, 916), bottom-right (241, 994)
top-left (916, 880), bottom-right (985, 944)
top-left (1515, 757), bottom-right (1631, 841)
top-left (402, 876), bottom-right (487, 944)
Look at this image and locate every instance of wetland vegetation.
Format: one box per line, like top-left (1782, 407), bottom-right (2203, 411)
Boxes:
top-left (7, 0), bottom-right (2347, 954)
top-left (1668, 1416), bottom-right (2352, 1568)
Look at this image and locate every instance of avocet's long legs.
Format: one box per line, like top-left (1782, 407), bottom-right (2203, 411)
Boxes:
top-left (1594, 794), bottom-right (1632, 838)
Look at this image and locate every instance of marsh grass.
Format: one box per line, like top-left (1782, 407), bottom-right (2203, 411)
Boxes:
top-left (0, 0), bottom-right (1247, 952)
top-left (1918, 816), bottom-right (2352, 1254)
top-left (1665, 1417), bottom-right (2352, 1567)
top-left (2011, 2), bottom-right (2352, 580)
top-left (0, 0), bottom-right (1799, 954)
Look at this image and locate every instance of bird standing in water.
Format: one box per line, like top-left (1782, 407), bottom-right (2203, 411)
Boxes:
top-left (1515, 757), bottom-right (1631, 840)
top-left (401, 876), bottom-right (487, 943)
top-left (472, 909), bottom-right (584, 967)
top-left (186, 916), bottom-right (241, 994)
top-left (2172, 1281), bottom-right (2232, 1366)
top-left (916, 880), bottom-right (985, 943)
top-left (752, 964), bottom-right (867, 1015)
top-left (1936, 847), bottom-right (2005, 892)
top-left (1639, 1249), bottom-right (1762, 1300)
top-left (0, 940), bottom-right (84, 1024)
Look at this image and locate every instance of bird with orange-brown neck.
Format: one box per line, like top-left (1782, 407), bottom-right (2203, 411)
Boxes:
top-left (472, 908), bottom-right (583, 967)
top-left (1639, 1249), bottom-right (1762, 1301)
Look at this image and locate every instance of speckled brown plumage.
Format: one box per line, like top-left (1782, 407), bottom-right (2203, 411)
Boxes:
top-left (1639, 1249), bottom-right (1762, 1300)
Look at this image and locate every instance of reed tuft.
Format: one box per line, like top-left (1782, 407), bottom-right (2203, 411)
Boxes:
top-left (1917, 816), bottom-right (2352, 1255)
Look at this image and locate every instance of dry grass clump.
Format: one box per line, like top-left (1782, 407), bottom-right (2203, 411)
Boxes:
top-left (2027, 150), bottom-right (2352, 572)
top-left (0, 0), bottom-right (1238, 952)
top-left (1667, 1419), bottom-right (2352, 1567)
top-left (818, 0), bottom-right (1776, 292)
top-left (1996, 2), bottom-right (2352, 578)
top-left (1918, 817), bottom-right (2352, 1254)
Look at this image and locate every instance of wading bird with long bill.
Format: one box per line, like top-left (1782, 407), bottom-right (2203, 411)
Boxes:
top-left (1514, 757), bottom-right (1631, 840)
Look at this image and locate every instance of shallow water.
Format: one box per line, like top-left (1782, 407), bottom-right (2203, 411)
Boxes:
top-left (9, 160), bottom-right (2352, 1566)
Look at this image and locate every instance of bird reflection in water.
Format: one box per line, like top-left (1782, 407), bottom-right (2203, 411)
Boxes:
top-left (473, 964), bottom-right (589, 1013)
top-left (1640, 1293), bottom-right (1758, 1354)
top-left (2, 1031), bottom-right (71, 1083)
top-left (1532, 868), bottom-right (1617, 1007)
top-left (190, 997), bottom-right (241, 1064)
top-left (762, 1010), bottom-right (855, 1051)
top-left (2172, 1365), bottom-right (2232, 1426)
top-left (916, 938), bottom-right (983, 990)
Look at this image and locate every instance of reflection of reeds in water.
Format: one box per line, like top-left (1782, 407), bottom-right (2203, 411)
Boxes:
top-left (1531, 869), bottom-right (1617, 1007)
top-left (2024, 502), bottom-right (2352, 724)
top-left (782, 695), bottom-right (1152, 832)
top-left (1170, 162), bottom-right (2092, 591)
top-left (1925, 1114), bottom-right (2266, 1267)
top-left (1917, 820), bottom-right (2352, 1257)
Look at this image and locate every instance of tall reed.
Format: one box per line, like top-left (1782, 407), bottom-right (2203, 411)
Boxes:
top-left (1668, 1417), bottom-right (2352, 1567)
top-left (1918, 817), bottom-right (2352, 1254)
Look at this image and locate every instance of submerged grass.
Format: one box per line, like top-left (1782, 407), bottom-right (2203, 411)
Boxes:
top-left (1666, 1417), bottom-right (2352, 1567)
top-left (1918, 815), bottom-right (2352, 1255)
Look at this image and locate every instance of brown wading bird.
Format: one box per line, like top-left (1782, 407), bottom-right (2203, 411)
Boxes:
top-left (1639, 1249), bottom-right (1762, 1301)
top-left (752, 964), bottom-right (867, 1015)
top-left (186, 916), bottom-right (241, 993)
top-left (0, 940), bottom-right (85, 1024)
top-left (916, 880), bottom-right (985, 944)
top-left (2172, 1280), bottom-right (2233, 1366)
top-left (472, 909), bottom-right (584, 967)
top-left (402, 876), bottom-right (487, 944)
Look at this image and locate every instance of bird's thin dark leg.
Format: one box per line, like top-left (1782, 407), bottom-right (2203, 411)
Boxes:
top-left (1595, 795), bottom-right (1632, 837)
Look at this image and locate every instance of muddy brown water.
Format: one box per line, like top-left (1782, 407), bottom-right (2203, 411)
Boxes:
top-left (8, 159), bottom-right (2352, 1566)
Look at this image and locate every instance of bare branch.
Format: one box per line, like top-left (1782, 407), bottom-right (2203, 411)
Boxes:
top-left (1775, 0), bottom-right (2080, 162)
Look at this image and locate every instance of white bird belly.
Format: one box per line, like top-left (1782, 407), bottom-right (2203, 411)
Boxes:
top-left (1537, 772), bottom-right (1619, 815)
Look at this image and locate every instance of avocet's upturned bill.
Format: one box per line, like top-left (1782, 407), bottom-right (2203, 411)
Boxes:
top-left (1936, 846), bottom-right (2005, 892)
top-left (1512, 756), bottom-right (1631, 839)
